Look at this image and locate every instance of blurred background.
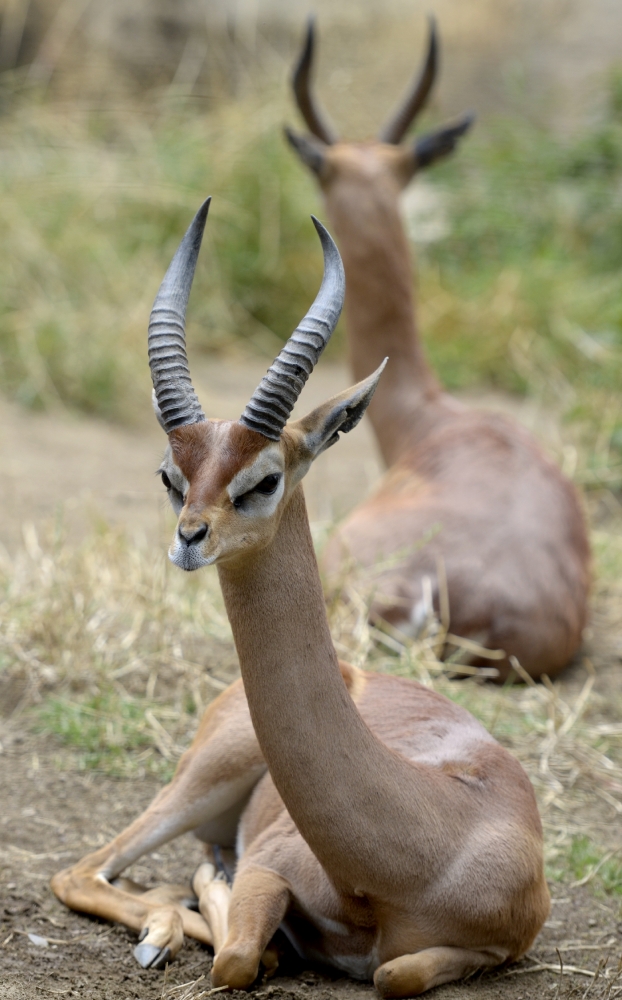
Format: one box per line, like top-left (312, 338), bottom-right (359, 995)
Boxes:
top-left (1, 0), bottom-right (622, 446)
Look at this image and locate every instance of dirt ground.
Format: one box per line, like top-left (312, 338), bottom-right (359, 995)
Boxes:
top-left (1, 363), bottom-right (622, 998)
top-left (0, 722), bottom-right (621, 1000)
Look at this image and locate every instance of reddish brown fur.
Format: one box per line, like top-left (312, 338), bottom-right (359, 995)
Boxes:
top-left (52, 415), bottom-right (550, 995)
top-left (170, 421), bottom-right (268, 505)
top-left (290, 136), bottom-right (590, 679)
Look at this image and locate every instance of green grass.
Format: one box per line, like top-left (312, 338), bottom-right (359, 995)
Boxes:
top-left (0, 88), bottom-right (324, 421)
top-left (37, 694), bottom-right (173, 778)
top-left (568, 836), bottom-right (622, 896)
top-left (548, 835), bottom-right (622, 898)
top-left (2, 73), bottom-right (622, 473)
top-left (415, 74), bottom-right (622, 476)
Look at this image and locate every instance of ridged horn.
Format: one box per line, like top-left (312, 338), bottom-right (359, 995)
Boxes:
top-left (378, 16), bottom-right (438, 145)
top-left (148, 199), bottom-right (210, 433)
top-left (240, 218), bottom-right (345, 440)
top-left (292, 16), bottom-right (338, 146)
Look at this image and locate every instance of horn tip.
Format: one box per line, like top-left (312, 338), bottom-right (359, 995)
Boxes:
top-left (310, 214), bottom-right (328, 234)
top-left (293, 14), bottom-right (316, 84)
top-left (198, 196), bottom-right (212, 221)
top-left (372, 357), bottom-right (389, 380)
top-left (310, 215), bottom-right (336, 251)
top-left (188, 196), bottom-right (211, 244)
top-left (428, 16), bottom-right (439, 65)
top-left (369, 356), bottom-right (389, 386)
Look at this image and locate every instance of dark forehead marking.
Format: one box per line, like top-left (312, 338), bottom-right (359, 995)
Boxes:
top-left (169, 420), bottom-right (272, 504)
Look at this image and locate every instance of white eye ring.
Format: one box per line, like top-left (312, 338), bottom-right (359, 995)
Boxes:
top-left (232, 473), bottom-right (282, 510)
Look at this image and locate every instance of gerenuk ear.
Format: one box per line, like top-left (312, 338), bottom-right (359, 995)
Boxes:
top-left (410, 113), bottom-right (474, 173)
top-left (292, 360), bottom-right (387, 459)
top-left (284, 127), bottom-right (328, 178)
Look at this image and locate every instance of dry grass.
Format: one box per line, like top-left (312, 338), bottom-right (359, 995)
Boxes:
top-left (502, 957), bottom-right (622, 999)
top-left (1, 507), bottom-right (621, 889)
top-left (160, 977), bottom-right (230, 1000)
top-left (0, 519), bottom-right (234, 777)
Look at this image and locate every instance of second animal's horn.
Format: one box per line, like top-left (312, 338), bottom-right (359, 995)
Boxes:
top-left (378, 16), bottom-right (438, 144)
top-left (292, 17), bottom-right (338, 145)
top-left (240, 218), bottom-right (345, 440)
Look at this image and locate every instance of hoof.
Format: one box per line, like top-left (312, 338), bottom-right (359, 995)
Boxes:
top-left (133, 942), bottom-right (172, 969)
top-left (133, 906), bottom-right (183, 969)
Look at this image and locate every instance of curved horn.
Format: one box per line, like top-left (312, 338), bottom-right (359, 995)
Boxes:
top-left (378, 16), bottom-right (438, 145)
top-left (240, 218), bottom-right (345, 440)
top-left (148, 199), bottom-right (210, 433)
top-left (292, 17), bottom-right (338, 146)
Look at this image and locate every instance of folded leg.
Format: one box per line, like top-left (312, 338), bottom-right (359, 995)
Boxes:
top-left (209, 795), bottom-right (348, 990)
top-left (193, 862), bottom-right (231, 954)
top-left (51, 679), bottom-right (266, 965)
top-left (211, 865), bottom-right (291, 989)
top-left (374, 946), bottom-right (506, 997)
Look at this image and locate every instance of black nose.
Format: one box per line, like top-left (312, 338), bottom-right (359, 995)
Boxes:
top-left (178, 523), bottom-right (208, 546)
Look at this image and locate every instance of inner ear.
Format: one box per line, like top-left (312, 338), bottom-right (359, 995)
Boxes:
top-left (291, 360), bottom-right (387, 459)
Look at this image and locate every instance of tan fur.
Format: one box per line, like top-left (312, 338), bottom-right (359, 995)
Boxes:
top-left (291, 139), bottom-right (591, 680)
top-left (53, 410), bottom-right (550, 995)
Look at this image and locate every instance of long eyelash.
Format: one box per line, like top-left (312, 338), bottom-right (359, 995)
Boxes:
top-left (233, 475), bottom-right (280, 509)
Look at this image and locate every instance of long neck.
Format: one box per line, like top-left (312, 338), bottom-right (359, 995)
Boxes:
top-left (218, 487), bottom-right (421, 890)
top-left (325, 182), bottom-right (443, 466)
